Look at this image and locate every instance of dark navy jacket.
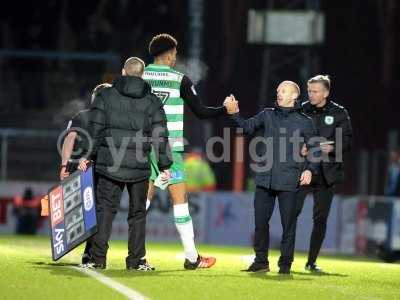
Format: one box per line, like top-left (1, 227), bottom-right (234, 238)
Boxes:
top-left (231, 102), bottom-right (319, 192)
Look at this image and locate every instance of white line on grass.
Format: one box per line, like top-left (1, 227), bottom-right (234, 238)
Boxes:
top-left (71, 266), bottom-right (149, 300)
top-left (240, 255), bottom-right (255, 264)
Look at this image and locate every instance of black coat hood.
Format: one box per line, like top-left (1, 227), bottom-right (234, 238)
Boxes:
top-left (113, 76), bottom-right (151, 99)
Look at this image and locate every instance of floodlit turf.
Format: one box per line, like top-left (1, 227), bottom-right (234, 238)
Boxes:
top-left (1, 235), bottom-right (399, 300)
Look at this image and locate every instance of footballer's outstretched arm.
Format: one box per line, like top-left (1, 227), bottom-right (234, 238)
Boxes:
top-left (180, 75), bottom-right (226, 119)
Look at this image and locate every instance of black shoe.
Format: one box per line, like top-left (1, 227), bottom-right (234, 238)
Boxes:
top-left (305, 263), bottom-right (322, 272)
top-left (127, 259), bottom-right (155, 271)
top-left (83, 261), bottom-right (106, 269)
top-left (81, 253), bottom-right (92, 265)
top-left (243, 262), bottom-right (270, 273)
top-left (278, 266), bottom-right (291, 275)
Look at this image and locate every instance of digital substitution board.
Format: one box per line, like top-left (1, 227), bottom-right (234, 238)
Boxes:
top-left (48, 166), bottom-right (97, 261)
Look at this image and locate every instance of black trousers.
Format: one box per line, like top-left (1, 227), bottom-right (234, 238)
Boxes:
top-left (254, 186), bottom-right (298, 268)
top-left (296, 176), bottom-right (334, 264)
top-left (90, 174), bottom-right (149, 267)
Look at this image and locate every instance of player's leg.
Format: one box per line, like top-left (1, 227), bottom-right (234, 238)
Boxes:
top-left (168, 182), bottom-right (196, 265)
top-left (167, 152), bottom-right (215, 269)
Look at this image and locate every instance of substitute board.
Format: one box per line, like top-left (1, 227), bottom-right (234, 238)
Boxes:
top-left (48, 166), bottom-right (97, 261)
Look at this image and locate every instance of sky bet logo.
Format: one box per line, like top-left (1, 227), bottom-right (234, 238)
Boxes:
top-left (49, 186), bottom-right (66, 257)
top-left (50, 186), bottom-right (64, 228)
top-left (53, 228), bottom-right (65, 255)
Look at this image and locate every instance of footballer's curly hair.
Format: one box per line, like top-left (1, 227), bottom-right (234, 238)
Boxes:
top-left (148, 33), bottom-right (178, 57)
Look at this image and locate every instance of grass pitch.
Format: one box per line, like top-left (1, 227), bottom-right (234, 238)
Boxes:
top-left (1, 235), bottom-right (399, 300)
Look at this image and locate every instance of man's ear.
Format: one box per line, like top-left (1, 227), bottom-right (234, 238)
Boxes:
top-left (166, 52), bottom-right (172, 63)
top-left (324, 90), bottom-right (330, 98)
top-left (122, 68), bottom-right (126, 76)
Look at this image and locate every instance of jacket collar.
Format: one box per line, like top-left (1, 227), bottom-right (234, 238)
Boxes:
top-left (304, 100), bottom-right (332, 113)
top-left (274, 100), bottom-right (302, 112)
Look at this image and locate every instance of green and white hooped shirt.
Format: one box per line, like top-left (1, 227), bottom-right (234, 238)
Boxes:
top-left (143, 64), bottom-right (184, 152)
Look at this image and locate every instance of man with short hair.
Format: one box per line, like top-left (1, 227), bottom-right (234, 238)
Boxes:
top-left (224, 81), bottom-right (319, 275)
top-left (80, 57), bottom-right (172, 271)
top-left (296, 75), bottom-right (352, 272)
top-left (143, 33), bottom-right (225, 269)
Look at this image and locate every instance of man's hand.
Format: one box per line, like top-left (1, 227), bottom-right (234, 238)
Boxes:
top-left (320, 144), bottom-right (334, 154)
top-left (78, 158), bottom-right (90, 172)
top-left (300, 170), bottom-right (312, 185)
top-left (301, 144), bottom-right (309, 157)
top-left (154, 169), bottom-right (171, 190)
top-left (160, 169), bottom-right (171, 183)
top-left (223, 94), bottom-right (239, 115)
top-left (59, 166), bottom-right (70, 180)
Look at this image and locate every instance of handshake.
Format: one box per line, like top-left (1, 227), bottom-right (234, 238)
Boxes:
top-left (223, 94), bottom-right (240, 115)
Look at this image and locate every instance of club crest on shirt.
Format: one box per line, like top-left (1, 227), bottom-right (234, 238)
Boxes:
top-left (325, 116), bottom-right (334, 125)
top-left (171, 170), bottom-right (184, 180)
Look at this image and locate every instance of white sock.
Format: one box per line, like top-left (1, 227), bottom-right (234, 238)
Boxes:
top-left (174, 203), bottom-right (198, 263)
top-left (146, 199), bottom-right (151, 211)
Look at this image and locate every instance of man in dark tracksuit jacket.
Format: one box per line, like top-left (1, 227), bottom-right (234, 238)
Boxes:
top-left (296, 75), bottom-right (352, 272)
top-left (81, 57), bottom-right (172, 271)
top-left (224, 81), bottom-right (319, 274)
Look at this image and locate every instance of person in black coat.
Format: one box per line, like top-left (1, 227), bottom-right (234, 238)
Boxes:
top-left (224, 81), bottom-right (319, 274)
top-left (296, 75), bottom-right (353, 272)
top-left (59, 82), bottom-right (111, 265)
top-left (80, 57), bottom-right (172, 271)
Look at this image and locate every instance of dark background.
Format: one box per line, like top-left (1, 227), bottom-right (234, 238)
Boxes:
top-left (0, 0), bottom-right (398, 194)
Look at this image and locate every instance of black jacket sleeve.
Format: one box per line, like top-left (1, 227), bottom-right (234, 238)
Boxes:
top-left (230, 110), bottom-right (266, 135)
top-left (87, 95), bottom-right (106, 159)
top-left (150, 97), bottom-right (173, 171)
top-left (336, 108), bottom-right (353, 154)
top-left (180, 75), bottom-right (226, 119)
top-left (303, 118), bottom-right (321, 174)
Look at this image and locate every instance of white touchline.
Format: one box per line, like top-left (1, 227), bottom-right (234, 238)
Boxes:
top-left (71, 266), bottom-right (150, 300)
top-left (240, 255), bottom-right (255, 264)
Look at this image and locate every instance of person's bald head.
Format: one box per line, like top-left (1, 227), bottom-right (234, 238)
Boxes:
top-left (280, 81), bottom-right (300, 97)
top-left (276, 81), bottom-right (300, 107)
top-left (122, 57), bottom-right (145, 77)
